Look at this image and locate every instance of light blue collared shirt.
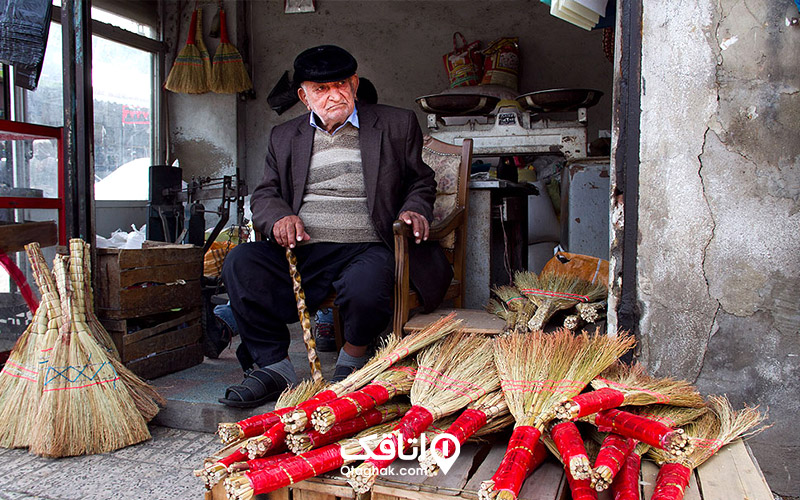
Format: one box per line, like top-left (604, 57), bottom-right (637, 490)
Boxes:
top-left (309, 105), bottom-right (359, 135)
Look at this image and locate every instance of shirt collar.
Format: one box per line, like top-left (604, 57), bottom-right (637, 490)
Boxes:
top-left (309, 104), bottom-right (359, 134)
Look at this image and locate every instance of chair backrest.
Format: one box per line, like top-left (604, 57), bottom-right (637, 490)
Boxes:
top-left (421, 135), bottom-right (473, 254)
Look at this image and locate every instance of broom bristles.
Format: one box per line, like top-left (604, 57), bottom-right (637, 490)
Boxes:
top-left (165, 9), bottom-right (209, 94)
top-left (515, 271), bottom-right (607, 330)
top-left (591, 362), bottom-right (705, 408)
top-left (209, 10), bottom-right (253, 94)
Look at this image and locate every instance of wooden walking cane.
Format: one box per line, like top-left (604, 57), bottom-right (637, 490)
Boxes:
top-left (285, 248), bottom-right (324, 382)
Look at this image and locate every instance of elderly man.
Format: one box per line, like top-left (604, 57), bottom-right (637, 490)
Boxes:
top-left (220, 45), bottom-right (452, 408)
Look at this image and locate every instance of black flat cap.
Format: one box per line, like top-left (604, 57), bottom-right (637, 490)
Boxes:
top-left (293, 45), bottom-right (357, 84)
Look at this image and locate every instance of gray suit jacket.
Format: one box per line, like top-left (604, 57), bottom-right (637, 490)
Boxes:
top-left (250, 102), bottom-right (453, 310)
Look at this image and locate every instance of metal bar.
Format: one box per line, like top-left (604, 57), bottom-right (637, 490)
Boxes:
top-left (0, 197), bottom-right (63, 209)
top-left (0, 119), bottom-right (62, 139)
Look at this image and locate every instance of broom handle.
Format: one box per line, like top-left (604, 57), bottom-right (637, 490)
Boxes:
top-left (286, 248), bottom-right (324, 382)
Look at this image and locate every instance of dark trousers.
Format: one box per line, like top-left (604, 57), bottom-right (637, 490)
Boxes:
top-left (222, 241), bottom-right (395, 369)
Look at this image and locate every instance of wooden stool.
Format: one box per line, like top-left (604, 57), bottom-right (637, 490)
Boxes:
top-left (402, 308), bottom-right (506, 335)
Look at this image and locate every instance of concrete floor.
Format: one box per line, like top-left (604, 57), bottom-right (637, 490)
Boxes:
top-left (0, 324), bottom-right (339, 500)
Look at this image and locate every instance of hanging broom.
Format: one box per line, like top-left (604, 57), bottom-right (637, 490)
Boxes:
top-left (514, 271), bottom-right (607, 331)
top-left (606, 404), bottom-right (708, 499)
top-left (347, 332), bottom-right (501, 494)
top-left (287, 402), bottom-right (410, 454)
top-left (285, 248), bottom-right (323, 382)
top-left (197, 378), bottom-right (326, 489)
top-left (209, 8), bottom-right (253, 93)
top-left (648, 395), bottom-right (766, 500)
top-left (165, 9), bottom-right (209, 94)
top-left (225, 421), bottom-right (398, 500)
top-left (555, 362), bottom-right (705, 421)
top-left (280, 313), bottom-right (460, 434)
top-left (217, 378), bottom-right (325, 445)
top-left (310, 360), bottom-right (416, 434)
top-left (419, 389), bottom-right (513, 476)
top-left (479, 329), bottom-right (634, 500)
top-left (29, 251), bottom-right (150, 458)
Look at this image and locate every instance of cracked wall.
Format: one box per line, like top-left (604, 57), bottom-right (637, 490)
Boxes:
top-left (639, 0), bottom-right (799, 494)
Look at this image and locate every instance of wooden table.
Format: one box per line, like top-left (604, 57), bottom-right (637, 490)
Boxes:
top-left (207, 437), bottom-right (772, 500)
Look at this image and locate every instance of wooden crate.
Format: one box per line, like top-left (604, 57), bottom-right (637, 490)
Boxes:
top-left (101, 308), bottom-right (204, 379)
top-left (95, 242), bottom-right (203, 320)
top-left (205, 438), bottom-right (773, 500)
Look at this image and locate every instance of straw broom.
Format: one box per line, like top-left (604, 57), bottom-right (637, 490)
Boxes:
top-left (587, 430), bottom-right (635, 491)
top-left (584, 407), bottom-right (695, 457)
top-left (555, 362), bottom-right (705, 421)
top-left (606, 404), bottom-right (708, 499)
top-left (648, 395), bottom-right (766, 500)
top-left (225, 421), bottom-right (398, 500)
top-left (347, 332), bottom-right (500, 494)
top-left (217, 378), bottom-right (325, 445)
top-left (29, 253), bottom-right (150, 458)
top-left (198, 378), bottom-right (326, 489)
top-left (514, 271), bottom-right (607, 331)
top-left (576, 300), bottom-right (606, 324)
top-left (285, 248), bottom-right (323, 382)
top-left (542, 433), bottom-right (600, 500)
top-left (419, 389), bottom-right (512, 476)
top-left (486, 298), bottom-right (515, 333)
top-left (287, 402), bottom-right (410, 454)
top-left (479, 329), bottom-right (634, 500)
top-left (281, 313), bottom-right (460, 434)
top-left (209, 9), bottom-right (253, 94)
top-left (492, 285), bottom-right (535, 334)
top-left (71, 239), bottom-right (166, 421)
top-left (310, 360), bottom-right (417, 433)
top-left (165, 9), bottom-right (209, 94)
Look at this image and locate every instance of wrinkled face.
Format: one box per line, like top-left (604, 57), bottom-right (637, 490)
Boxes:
top-left (298, 75), bottom-right (359, 133)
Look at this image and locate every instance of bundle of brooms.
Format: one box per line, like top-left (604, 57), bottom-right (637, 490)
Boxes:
top-left (347, 332), bottom-right (500, 494)
top-left (648, 395), bottom-right (766, 500)
top-left (542, 432), bottom-right (600, 500)
top-left (554, 362), bottom-right (705, 421)
top-left (479, 329), bottom-right (634, 500)
top-left (514, 271), bottom-right (607, 331)
top-left (490, 285), bottom-right (536, 334)
top-left (418, 389), bottom-right (514, 477)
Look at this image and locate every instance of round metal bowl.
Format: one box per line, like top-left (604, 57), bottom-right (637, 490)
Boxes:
top-left (416, 93), bottom-right (501, 116)
top-left (516, 88), bottom-right (604, 113)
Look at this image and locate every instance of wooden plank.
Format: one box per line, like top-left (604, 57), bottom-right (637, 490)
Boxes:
top-left (696, 439), bottom-right (773, 500)
top-left (404, 309), bottom-right (505, 335)
top-left (123, 322), bottom-right (202, 362)
top-left (98, 279), bottom-right (201, 319)
top-left (294, 489), bottom-right (339, 500)
top-left (118, 260), bottom-right (202, 288)
top-left (0, 221), bottom-right (58, 253)
top-left (111, 245), bottom-right (202, 269)
top-left (421, 442), bottom-right (482, 495)
top-left (641, 459), bottom-right (701, 500)
top-left (121, 308), bottom-right (201, 345)
top-left (463, 439), bottom-right (509, 497)
top-left (518, 459), bottom-right (567, 500)
top-left (125, 342), bottom-right (204, 379)
top-left (297, 477), bottom-right (355, 498)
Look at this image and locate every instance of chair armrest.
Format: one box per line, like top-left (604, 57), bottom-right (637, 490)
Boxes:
top-left (392, 206), bottom-right (466, 241)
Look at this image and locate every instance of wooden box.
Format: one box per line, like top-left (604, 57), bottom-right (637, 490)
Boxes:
top-left (101, 308), bottom-right (204, 379)
top-left (95, 242), bottom-right (203, 320)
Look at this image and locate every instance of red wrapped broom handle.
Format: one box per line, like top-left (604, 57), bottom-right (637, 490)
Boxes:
top-left (551, 421), bottom-right (590, 478)
top-left (435, 409), bottom-right (487, 456)
top-left (610, 451), bottom-right (642, 500)
top-left (367, 405), bottom-right (433, 470)
top-left (651, 462), bottom-right (692, 500)
top-left (568, 387), bottom-right (626, 418)
top-left (308, 406), bottom-right (396, 448)
top-left (244, 452), bottom-right (294, 471)
top-left (238, 406), bottom-right (294, 438)
top-left (566, 469), bottom-right (599, 500)
top-left (488, 425), bottom-right (543, 497)
top-left (248, 444), bottom-right (344, 494)
top-left (185, 10), bottom-right (198, 45)
top-left (595, 409), bottom-right (680, 451)
top-left (322, 384), bottom-right (391, 425)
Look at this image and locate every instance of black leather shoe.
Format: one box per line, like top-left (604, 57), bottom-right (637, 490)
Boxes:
top-left (218, 367), bottom-right (288, 409)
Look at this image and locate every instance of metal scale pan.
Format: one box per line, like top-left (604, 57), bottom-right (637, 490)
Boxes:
top-left (516, 88), bottom-right (603, 113)
top-left (415, 93), bottom-right (501, 116)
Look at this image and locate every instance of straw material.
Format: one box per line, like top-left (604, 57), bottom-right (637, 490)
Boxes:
top-left (492, 285), bottom-right (534, 334)
top-left (209, 9), bottom-right (252, 93)
top-left (576, 300), bottom-right (606, 323)
top-left (29, 252), bottom-right (150, 458)
top-left (165, 9), bottom-right (209, 94)
top-left (514, 271), bottom-right (607, 331)
top-left (282, 313), bottom-right (460, 433)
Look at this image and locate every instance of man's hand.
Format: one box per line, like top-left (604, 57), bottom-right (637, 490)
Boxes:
top-left (399, 210), bottom-right (429, 244)
top-left (272, 215), bottom-right (310, 248)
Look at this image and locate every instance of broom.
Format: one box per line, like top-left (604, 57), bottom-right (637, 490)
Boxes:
top-left (542, 433), bottom-right (600, 500)
top-left (310, 360), bottom-right (416, 433)
top-left (225, 421), bottom-right (398, 500)
top-left (648, 395), bottom-right (766, 500)
top-left (514, 271), bottom-right (607, 331)
top-left (588, 430), bottom-right (636, 491)
top-left (217, 378), bottom-right (325, 445)
top-left (606, 404), bottom-right (708, 499)
top-left (285, 248), bottom-right (323, 382)
top-left (209, 8), bottom-right (253, 94)
top-left (164, 9), bottom-right (209, 94)
top-left (584, 407), bottom-right (695, 457)
top-left (197, 378), bottom-right (325, 489)
top-left (555, 362), bottom-right (705, 421)
top-left (72, 239), bottom-right (166, 421)
top-left (347, 332), bottom-right (500, 494)
top-left (492, 285), bottom-right (535, 334)
top-left (479, 329), bottom-right (634, 500)
top-left (280, 313), bottom-right (460, 434)
top-left (287, 402), bottom-right (410, 454)
top-left (419, 389), bottom-right (513, 476)
top-left (576, 300), bottom-right (606, 324)
top-left (29, 252), bottom-right (150, 458)
top-left (486, 298), bottom-right (515, 333)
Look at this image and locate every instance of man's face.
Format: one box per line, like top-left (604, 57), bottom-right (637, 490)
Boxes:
top-left (298, 75), bottom-right (359, 133)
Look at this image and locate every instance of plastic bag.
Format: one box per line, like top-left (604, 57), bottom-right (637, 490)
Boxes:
top-left (480, 37), bottom-right (520, 90)
top-left (268, 70), bottom-right (300, 115)
top-left (442, 32), bottom-right (483, 88)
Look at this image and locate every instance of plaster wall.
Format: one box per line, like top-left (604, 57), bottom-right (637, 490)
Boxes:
top-left (638, 0), bottom-right (799, 494)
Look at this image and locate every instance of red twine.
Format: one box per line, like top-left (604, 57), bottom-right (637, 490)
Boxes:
top-left (610, 451), bottom-right (642, 500)
top-left (519, 288), bottom-right (590, 302)
top-left (436, 409), bottom-right (487, 455)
